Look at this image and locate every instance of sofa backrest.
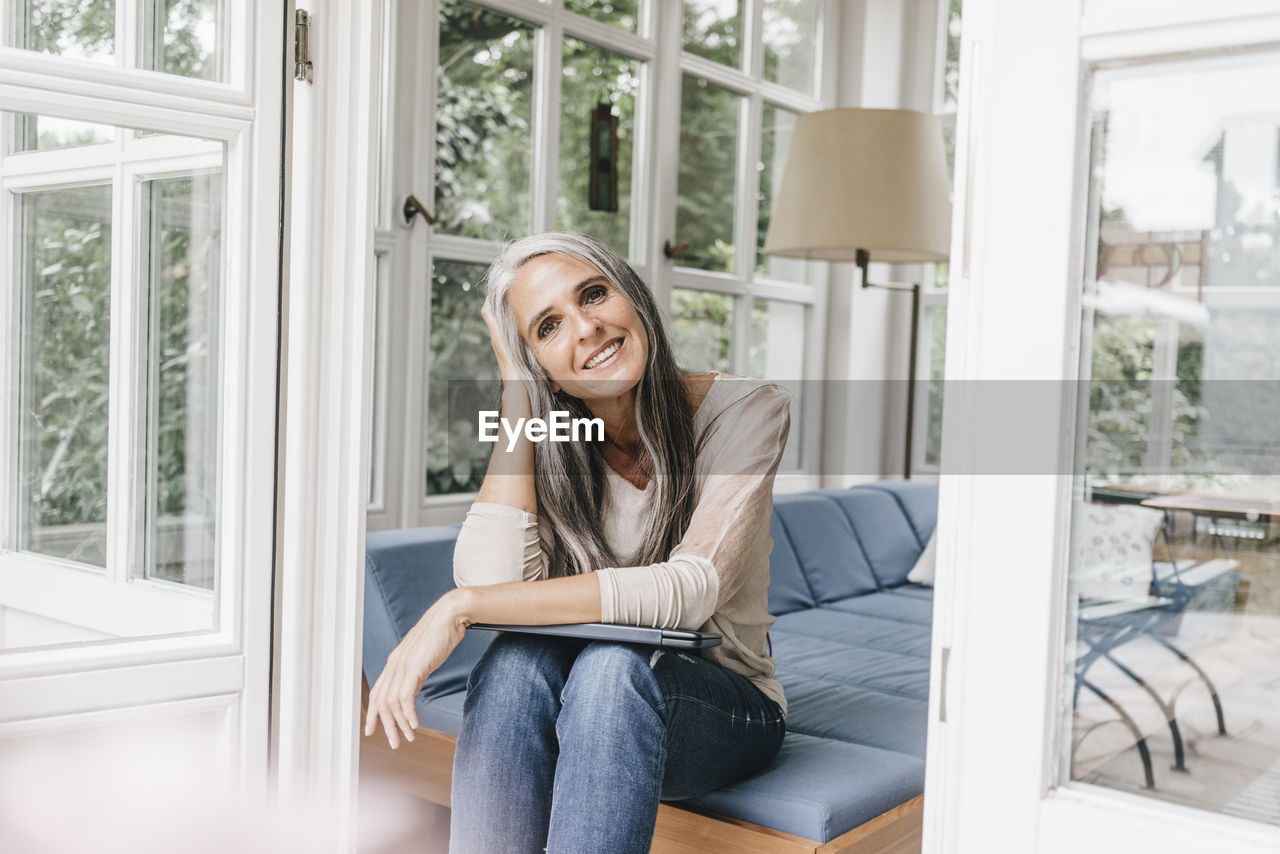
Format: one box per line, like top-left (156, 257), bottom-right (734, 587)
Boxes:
top-left (766, 483), bottom-right (938, 615)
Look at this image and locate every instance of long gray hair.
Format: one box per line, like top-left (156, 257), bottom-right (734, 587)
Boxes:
top-left (483, 232), bottom-right (701, 577)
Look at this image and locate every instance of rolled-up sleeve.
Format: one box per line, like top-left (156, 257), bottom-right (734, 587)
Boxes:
top-left (596, 384), bottom-right (791, 631)
top-left (453, 501), bottom-right (549, 587)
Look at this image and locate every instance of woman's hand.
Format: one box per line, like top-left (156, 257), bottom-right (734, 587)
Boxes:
top-left (481, 303), bottom-right (522, 384)
top-left (364, 588), bottom-right (473, 749)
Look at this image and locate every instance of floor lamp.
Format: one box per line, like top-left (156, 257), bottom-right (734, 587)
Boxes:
top-left (763, 108), bottom-right (952, 479)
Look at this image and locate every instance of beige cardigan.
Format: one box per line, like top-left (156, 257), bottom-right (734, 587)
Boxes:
top-left (453, 374), bottom-right (791, 716)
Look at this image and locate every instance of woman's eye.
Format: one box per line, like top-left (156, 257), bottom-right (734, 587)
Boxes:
top-left (538, 318), bottom-right (559, 339)
top-left (584, 284), bottom-right (607, 303)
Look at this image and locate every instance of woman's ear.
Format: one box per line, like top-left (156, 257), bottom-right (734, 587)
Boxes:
top-left (550, 381), bottom-right (561, 393)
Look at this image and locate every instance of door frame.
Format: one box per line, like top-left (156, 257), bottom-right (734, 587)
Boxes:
top-left (924, 2), bottom-right (1280, 853)
top-left (271, 1), bottom-right (383, 849)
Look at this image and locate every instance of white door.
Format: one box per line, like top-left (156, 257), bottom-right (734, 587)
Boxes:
top-left (0, 0), bottom-right (285, 837)
top-left (928, 1), bottom-right (1280, 852)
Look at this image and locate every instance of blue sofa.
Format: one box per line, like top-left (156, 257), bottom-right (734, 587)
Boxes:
top-left (362, 480), bottom-right (937, 852)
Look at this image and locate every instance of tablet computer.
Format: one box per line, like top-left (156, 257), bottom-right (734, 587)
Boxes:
top-left (469, 622), bottom-right (722, 650)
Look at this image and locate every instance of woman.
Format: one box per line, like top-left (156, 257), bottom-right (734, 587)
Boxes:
top-left (363, 232), bottom-right (790, 853)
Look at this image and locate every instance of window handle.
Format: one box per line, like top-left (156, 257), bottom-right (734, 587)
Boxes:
top-left (403, 194), bottom-right (437, 227)
top-left (664, 240), bottom-right (690, 259)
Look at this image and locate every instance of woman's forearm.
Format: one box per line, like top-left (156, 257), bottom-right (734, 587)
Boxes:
top-left (449, 572), bottom-right (602, 626)
top-left (474, 384), bottom-right (538, 514)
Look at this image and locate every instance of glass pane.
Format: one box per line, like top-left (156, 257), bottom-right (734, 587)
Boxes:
top-left (943, 0), bottom-right (963, 113)
top-left (558, 39), bottom-right (640, 257)
top-left (427, 259), bottom-right (498, 497)
top-left (142, 0), bottom-right (226, 81)
top-left (750, 298), bottom-right (805, 470)
top-left (671, 288), bottom-right (733, 372)
top-left (11, 114), bottom-right (113, 153)
top-left (141, 173), bottom-right (223, 589)
top-left (1066, 52), bottom-right (1280, 827)
top-left (17, 185), bottom-right (114, 568)
top-left (565, 0), bottom-right (639, 33)
top-left (683, 0), bottom-right (743, 69)
top-left (757, 104), bottom-right (813, 283)
top-left (370, 254), bottom-right (388, 507)
top-left (924, 305), bottom-right (946, 466)
top-left (435, 0), bottom-right (535, 241)
top-left (762, 0), bottom-right (821, 96)
top-left (9, 0), bottom-right (115, 62)
top-left (677, 77), bottom-right (741, 273)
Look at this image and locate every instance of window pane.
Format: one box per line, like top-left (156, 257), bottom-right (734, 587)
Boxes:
top-left (17, 185), bottom-right (114, 568)
top-left (677, 77), bottom-right (741, 273)
top-left (9, 0), bottom-right (115, 62)
top-left (142, 0), bottom-right (226, 81)
top-left (762, 0), bottom-right (821, 96)
top-left (758, 104), bottom-right (813, 283)
top-left (558, 39), bottom-right (640, 257)
top-left (427, 259), bottom-right (498, 497)
top-left (924, 305), bottom-right (946, 466)
top-left (11, 114), bottom-right (113, 154)
top-left (750, 298), bottom-right (805, 470)
top-left (435, 0), bottom-right (535, 241)
top-left (943, 0), bottom-right (963, 113)
top-left (671, 288), bottom-right (733, 372)
top-left (141, 173), bottom-right (223, 589)
top-left (683, 0), bottom-right (743, 69)
top-left (370, 254), bottom-right (388, 507)
top-left (1067, 52), bottom-right (1280, 825)
top-left (565, 0), bottom-right (639, 33)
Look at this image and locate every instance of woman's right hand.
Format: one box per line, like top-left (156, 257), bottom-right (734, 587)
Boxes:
top-left (481, 303), bottom-right (521, 383)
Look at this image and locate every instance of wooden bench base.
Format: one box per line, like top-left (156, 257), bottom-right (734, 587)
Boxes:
top-left (359, 688), bottom-right (923, 854)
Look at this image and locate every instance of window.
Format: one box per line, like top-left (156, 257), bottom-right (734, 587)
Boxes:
top-left (668, 0), bottom-right (832, 474)
top-left (373, 0), bottom-right (833, 522)
top-left (917, 0), bottom-right (963, 470)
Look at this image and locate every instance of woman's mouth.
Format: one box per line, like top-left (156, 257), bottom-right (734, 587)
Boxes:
top-left (583, 337), bottom-right (624, 370)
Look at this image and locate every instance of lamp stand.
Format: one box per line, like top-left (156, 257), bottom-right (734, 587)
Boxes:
top-left (856, 249), bottom-right (920, 480)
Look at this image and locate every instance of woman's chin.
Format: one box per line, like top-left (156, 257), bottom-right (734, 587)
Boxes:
top-left (560, 370), bottom-right (642, 403)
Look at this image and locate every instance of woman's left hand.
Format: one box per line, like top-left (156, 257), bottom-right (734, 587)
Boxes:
top-left (364, 589), bottom-right (472, 749)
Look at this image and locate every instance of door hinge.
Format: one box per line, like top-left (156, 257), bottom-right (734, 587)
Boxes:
top-left (295, 9), bottom-right (313, 84)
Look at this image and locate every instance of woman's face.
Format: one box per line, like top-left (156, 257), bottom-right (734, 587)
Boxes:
top-left (506, 253), bottom-right (649, 403)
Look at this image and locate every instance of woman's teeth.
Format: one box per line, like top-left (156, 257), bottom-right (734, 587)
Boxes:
top-left (585, 339), bottom-right (622, 369)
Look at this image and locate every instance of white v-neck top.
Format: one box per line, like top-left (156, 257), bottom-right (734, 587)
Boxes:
top-left (453, 373), bottom-right (791, 715)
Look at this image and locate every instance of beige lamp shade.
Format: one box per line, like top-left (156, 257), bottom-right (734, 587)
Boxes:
top-left (764, 108), bottom-right (952, 263)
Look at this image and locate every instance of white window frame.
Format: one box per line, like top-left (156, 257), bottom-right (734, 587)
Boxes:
top-left (2, 134), bottom-right (224, 637)
top-left (924, 2), bottom-right (1280, 853)
top-left (374, 0), bottom-right (836, 528)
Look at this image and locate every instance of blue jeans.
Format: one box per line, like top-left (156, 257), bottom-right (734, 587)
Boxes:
top-left (449, 633), bottom-right (785, 854)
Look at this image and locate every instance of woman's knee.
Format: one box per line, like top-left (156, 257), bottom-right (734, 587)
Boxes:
top-left (560, 642), bottom-right (664, 718)
top-left (466, 633), bottom-right (578, 706)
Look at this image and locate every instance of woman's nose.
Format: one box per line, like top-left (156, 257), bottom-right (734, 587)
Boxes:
top-left (570, 308), bottom-right (600, 340)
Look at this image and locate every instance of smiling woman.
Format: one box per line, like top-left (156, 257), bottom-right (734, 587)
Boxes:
top-left (363, 232), bottom-right (793, 853)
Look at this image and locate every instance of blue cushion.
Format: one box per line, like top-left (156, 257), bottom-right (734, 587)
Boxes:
top-left (772, 494), bottom-right (881, 602)
top-left (821, 488), bottom-right (925, 588)
top-left (883, 583), bottom-right (935, 601)
top-left (772, 608), bottom-right (931, 659)
top-left (778, 675), bottom-right (928, 758)
top-left (419, 690), bottom-right (466, 736)
top-left (866, 481), bottom-right (938, 546)
top-left (767, 514), bottom-right (817, 616)
top-left (363, 526), bottom-right (492, 701)
top-left (771, 632), bottom-right (930, 702)
top-left (685, 732), bottom-right (925, 843)
top-left (823, 591), bottom-right (935, 626)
